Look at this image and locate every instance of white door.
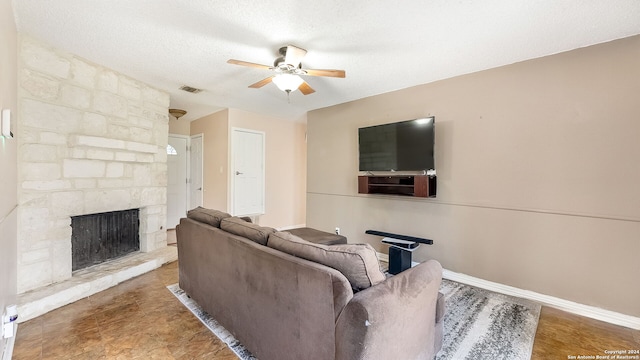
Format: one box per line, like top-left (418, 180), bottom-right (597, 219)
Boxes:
top-left (189, 134), bottom-right (203, 210)
top-left (167, 136), bottom-right (188, 228)
top-left (231, 128), bottom-right (265, 216)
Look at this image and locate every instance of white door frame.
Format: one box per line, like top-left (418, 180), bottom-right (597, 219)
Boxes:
top-left (228, 127), bottom-right (266, 216)
top-left (167, 134), bottom-right (190, 228)
top-left (189, 133), bottom-right (204, 210)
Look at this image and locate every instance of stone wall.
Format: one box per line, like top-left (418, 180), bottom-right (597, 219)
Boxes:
top-left (17, 35), bottom-right (170, 293)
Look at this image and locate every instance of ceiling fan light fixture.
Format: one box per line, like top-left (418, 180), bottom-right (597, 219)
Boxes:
top-left (169, 108), bottom-right (187, 119)
top-left (228, 45), bottom-right (344, 96)
top-left (272, 74), bottom-right (304, 93)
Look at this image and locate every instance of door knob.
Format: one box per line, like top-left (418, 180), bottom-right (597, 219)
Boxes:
top-left (197, 187), bottom-right (202, 191)
top-left (235, 171), bottom-right (243, 175)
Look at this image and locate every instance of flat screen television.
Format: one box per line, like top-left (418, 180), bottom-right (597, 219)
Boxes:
top-left (358, 117), bottom-right (435, 172)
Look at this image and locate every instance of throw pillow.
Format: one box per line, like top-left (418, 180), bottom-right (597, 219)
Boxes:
top-left (220, 217), bottom-right (275, 246)
top-left (186, 207), bottom-right (231, 228)
top-left (267, 231), bottom-right (386, 291)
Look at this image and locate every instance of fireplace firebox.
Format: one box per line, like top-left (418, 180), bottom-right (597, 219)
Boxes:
top-left (71, 209), bottom-right (140, 271)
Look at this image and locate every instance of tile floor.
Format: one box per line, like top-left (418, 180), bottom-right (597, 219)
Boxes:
top-left (532, 306), bottom-right (640, 359)
top-left (12, 261), bottom-right (237, 360)
top-left (12, 260), bottom-right (640, 359)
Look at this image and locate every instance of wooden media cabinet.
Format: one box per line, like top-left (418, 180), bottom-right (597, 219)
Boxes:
top-left (358, 175), bottom-right (436, 198)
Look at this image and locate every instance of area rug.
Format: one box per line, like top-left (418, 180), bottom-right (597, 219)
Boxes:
top-left (168, 279), bottom-right (540, 360)
top-left (436, 279), bottom-right (541, 360)
top-left (167, 284), bottom-right (256, 360)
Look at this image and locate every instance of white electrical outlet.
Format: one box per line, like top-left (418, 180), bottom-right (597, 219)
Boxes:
top-left (2, 305), bottom-right (18, 339)
top-left (3, 322), bottom-right (13, 339)
top-left (335, 227), bottom-right (340, 235)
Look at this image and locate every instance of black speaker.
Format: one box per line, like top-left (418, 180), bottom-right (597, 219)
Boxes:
top-left (388, 246), bottom-right (412, 275)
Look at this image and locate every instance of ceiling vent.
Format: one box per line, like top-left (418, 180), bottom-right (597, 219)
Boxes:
top-left (179, 85), bottom-right (203, 94)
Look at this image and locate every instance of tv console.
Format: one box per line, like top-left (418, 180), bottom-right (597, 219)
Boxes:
top-left (365, 230), bottom-right (434, 275)
top-left (358, 175), bottom-right (436, 198)
top-left (381, 238), bottom-right (419, 249)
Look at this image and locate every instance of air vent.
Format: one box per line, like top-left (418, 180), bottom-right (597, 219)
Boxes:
top-left (179, 85), bottom-right (203, 93)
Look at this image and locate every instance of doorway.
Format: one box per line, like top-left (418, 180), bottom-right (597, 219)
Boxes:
top-left (189, 134), bottom-right (203, 210)
top-left (167, 135), bottom-right (188, 229)
top-left (167, 134), bottom-right (204, 229)
top-left (230, 128), bottom-right (265, 217)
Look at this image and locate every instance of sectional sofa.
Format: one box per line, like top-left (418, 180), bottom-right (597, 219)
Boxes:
top-left (176, 207), bottom-right (444, 360)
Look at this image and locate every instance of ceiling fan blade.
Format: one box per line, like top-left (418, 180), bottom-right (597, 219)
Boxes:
top-left (249, 76), bottom-right (274, 88)
top-left (303, 69), bottom-right (346, 78)
top-left (227, 59), bottom-right (272, 70)
top-left (298, 81), bottom-right (315, 95)
top-left (285, 45), bottom-right (307, 67)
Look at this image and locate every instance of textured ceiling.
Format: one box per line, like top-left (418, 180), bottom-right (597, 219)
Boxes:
top-left (12, 0), bottom-right (640, 121)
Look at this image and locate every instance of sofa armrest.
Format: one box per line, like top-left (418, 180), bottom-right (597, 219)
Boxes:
top-left (335, 260), bottom-right (443, 360)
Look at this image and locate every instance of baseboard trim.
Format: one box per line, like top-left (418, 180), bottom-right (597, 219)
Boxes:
top-left (442, 269), bottom-right (640, 330)
top-left (376, 252), bottom-right (420, 268)
top-left (376, 252), bottom-right (389, 263)
top-left (1, 323), bottom-right (17, 360)
top-left (375, 252), bottom-right (640, 330)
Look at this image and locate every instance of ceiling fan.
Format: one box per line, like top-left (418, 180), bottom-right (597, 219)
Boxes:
top-left (227, 45), bottom-right (346, 95)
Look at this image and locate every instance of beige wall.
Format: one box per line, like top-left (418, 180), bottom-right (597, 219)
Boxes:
top-left (189, 108), bottom-right (307, 229)
top-left (229, 109), bottom-right (306, 228)
top-left (168, 115), bottom-right (190, 135)
top-left (191, 109), bottom-right (229, 211)
top-left (307, 35), bottom-right (640, 317)
top-left (0, 0), bottom-right (18, 345)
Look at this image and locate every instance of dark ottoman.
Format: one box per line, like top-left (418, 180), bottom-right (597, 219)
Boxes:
top-left (286, 227), bottom-right (347, 245)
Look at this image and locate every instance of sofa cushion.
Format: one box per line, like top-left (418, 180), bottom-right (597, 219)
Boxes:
top-left (187, 207), bottom-right (231, 228)
top-left (220, 217), bottom-right (275, 246)
top-left (268, 231), bottom-right (386, 291)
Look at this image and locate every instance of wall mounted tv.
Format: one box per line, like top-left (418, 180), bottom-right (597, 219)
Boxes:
top-left (358, 117), bottom-right (435, 172)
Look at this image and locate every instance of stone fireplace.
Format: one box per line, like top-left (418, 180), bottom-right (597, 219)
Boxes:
top-left (16, 35), bottom-right (170, 295)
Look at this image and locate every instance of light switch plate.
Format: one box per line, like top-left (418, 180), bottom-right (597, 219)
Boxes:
top-left (1, 109), bottom-right (12, 138)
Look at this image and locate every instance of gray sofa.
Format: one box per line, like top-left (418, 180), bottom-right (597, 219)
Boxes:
top-left (177, 209), bottom-right (444, 360)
